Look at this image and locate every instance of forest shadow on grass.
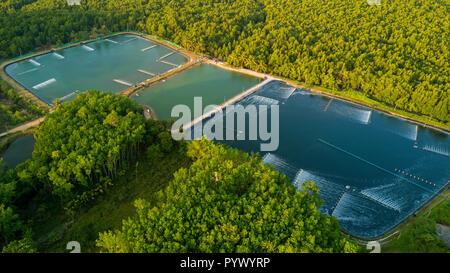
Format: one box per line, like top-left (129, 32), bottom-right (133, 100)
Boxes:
top-left (33, 147), bottom-right (191, 253)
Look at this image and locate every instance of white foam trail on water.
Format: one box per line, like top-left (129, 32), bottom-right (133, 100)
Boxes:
top-left (121, 37), bottom-right (138, 44)
top-left (105, 39), bottom-right (119, 44)
top-left (293, 169), bottom-right (342, 189)
top-left (262, 153), bottom-right (270, 162)
top-left (82, 45), bottom-right (95, 52)
top-left (286, 87), bottom-right (296, 99)
top-left (256, 84), bottom-right (296, 101)
top-left (387, 122), bottom-right (418, 141)
top-left (17, 68), bottom-right (39, 76)
top-left (331, 192), bottom-right (394, 223)
top-left (331, 192), bottom-right (348, 215)
top-left (59, 90), bottom-right (80, 101)
top-left (293, 169), bottom-right (304, 188)
top-left (112, 79), bottom-right (133, 87)
top-left (159, 60), bottom-right (179, 67)
top-left (138, 69), bottom-right (156, 76)
top-left (330, 103), bottom-right (372, 125)
top-left (361, 183), bottom-right (395, 192)
top-left (365, 110), bottom-right (373, 124)
top-left (244, 95), bottom-right (279, 105)
top-left (360, 184), bottom-right (402, 212)
top-left (262, 153), bottom-right (298, 178)
top-left (422, 144), bottom-right (450, 157)
top-left (413, 125), bottom-right (418, 142)
top-left (141, 45), bottom-right (157, 52)
top-left (292, 169), bottom-right (321, 189)
top-left (292, 169), bottom-right (347, 214)
top-left (404, 124), bottom-right (418, 141)
top-left (278, 87), bottom-right (296, 100)
top-left (158, 52), bottom-right (175, 61)
top-left (354, 108), bottom-right (371, 124)
top-left (32, 78), bottom-right (56, 89)
top-left (331, 192), bottom-right (350, 217)
top-left (52, 52), bottom-right (64, 59)
top-left (294, 90), bottom-right (317, 96)
top-left (29, 59), bottom-right (41, 66)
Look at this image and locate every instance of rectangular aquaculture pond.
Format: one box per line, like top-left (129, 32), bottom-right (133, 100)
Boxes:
top-left (188, 80), bottom-right (450, 239)
top-left (4, 34), bottom-right (188, 105)
top-left (131, 64), bottom-right (261, 121)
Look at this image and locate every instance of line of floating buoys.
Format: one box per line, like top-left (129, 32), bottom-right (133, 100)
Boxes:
top-left (394, 168), bottom-right (436, 187)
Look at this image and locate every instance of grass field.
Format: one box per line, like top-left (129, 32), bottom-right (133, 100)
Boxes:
top-left (383, 198), bottom-right (450, 253)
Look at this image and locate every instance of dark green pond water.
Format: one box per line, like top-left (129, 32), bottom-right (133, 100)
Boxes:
top-left (5, 34), bottom-right (187, 105)
top-left (2, 135), bottom-right (35, 169)
top-left (131, 64), bottom-right (261, 120)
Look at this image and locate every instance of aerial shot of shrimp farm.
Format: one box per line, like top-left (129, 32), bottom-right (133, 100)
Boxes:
top-left (0, 0), bottom-right (448, 267)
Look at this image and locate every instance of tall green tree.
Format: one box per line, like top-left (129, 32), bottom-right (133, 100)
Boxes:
top-left (0, 204), bottom-right (21, 244)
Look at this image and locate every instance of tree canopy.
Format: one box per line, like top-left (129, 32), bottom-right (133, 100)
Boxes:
top-left (0, 91), bottom-right (173, 251)
top-left (26, 91), bottom-right (147, 199)
top-left (97, 139), bottom-right (359, 253)
top-left (1, 0), bottom-right (448, 124)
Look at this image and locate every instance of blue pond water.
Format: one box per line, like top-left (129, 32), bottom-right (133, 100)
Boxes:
top-left (187, 80), bottom-right (450, 238)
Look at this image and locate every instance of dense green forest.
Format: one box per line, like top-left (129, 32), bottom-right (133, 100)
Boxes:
top-left (0, 0), bottom-right (449, 125)
top-left (0, 92), bottom-right (357, 253)
top-left (97, 139), bottom-right (358, 253)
